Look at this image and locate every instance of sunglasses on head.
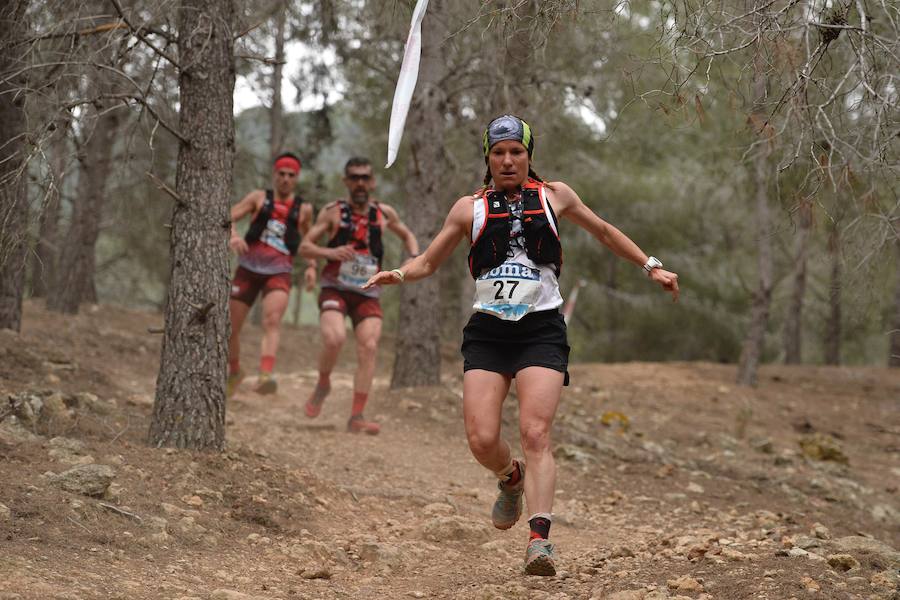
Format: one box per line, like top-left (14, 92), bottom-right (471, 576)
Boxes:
top-left (346, 174), bottom-right (372, 182)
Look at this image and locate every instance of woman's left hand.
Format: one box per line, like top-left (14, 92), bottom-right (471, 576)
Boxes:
top-left (651, 268), bottom-right (679, 302)
top-left (363, 270), bottom-right (404, 290)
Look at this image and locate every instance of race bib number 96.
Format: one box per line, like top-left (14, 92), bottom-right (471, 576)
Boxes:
top-left (473, 262), bottom-right (542, 321)
top-left (338, 254), bottom-right (379, 289)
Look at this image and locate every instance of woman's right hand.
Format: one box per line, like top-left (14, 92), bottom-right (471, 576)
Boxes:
top-left (229, 235), bottom-right (249, 255)
top-left (362, 270), bottom-right (403, 289)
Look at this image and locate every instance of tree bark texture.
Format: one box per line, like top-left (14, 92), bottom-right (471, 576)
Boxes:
top-left (29, 129), bottom-right (67, 298)
top-left (604, 256), bottom-right (619, 362)
top-left (48, 105), bottom-right (121, 313)
top-left (889, 239), bottom-right (900, 367)
top-left (824, 224), bottom-right (842, 365)
top-left (0, 0), bottom-right (31, 332)
top-left (269, 0), bottom-right (286, 160)
top-left (390, 0), bottom-right (447, 389)
top-left (149, 0), bottom-right (236, 450)
top-left (783, 198), bottom-right (812, 364)
top-left (736, 60), bottom-right (773, 387)
top-left (254, 0), bottom-right (286, 328)
top-left (496, 5), bottom-right (534, 117)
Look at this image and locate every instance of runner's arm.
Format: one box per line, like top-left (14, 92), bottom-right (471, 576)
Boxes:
top-left (299, 204), bottom-right (355, 262)
top-left (363, 196), bottom-right (471, 287)
top-left (229, 190), bottom-right (263, 254)
top-left (298, 203), bottom-right (317, 270)
top-left (230, 190), bottom-right (262, 233)
top-left (551, 182), bottom-right (679, 301)
top-left (380, 203), bottom-right (420, 257)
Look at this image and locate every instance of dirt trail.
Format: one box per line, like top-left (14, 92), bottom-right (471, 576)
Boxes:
top-left (1, 302), bottom-right (899, 600)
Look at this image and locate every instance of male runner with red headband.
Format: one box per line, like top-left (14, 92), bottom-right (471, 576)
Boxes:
top-left (227, 152), bottom-right (316, 397)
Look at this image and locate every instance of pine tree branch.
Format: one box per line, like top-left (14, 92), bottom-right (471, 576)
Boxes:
top-left (12, 21), bottom-right (129, 48)
top-left (146, 171), bottom-right (183, 206)
top-left (109, 0), bottom-right (182, 70)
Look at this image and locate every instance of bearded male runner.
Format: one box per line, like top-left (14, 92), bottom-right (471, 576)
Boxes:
top-left (300, 157), bottom-right (419, 434)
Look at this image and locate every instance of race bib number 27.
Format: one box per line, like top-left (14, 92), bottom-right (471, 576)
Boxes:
top-left (473, 262), bottom-right (542, 321)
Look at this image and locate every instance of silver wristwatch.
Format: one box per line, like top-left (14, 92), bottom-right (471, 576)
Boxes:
top-left (643, 256), bottom-right (663, 274)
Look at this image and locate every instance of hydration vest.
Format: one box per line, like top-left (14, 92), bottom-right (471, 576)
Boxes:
top-left (468, 179), bottom-right (562, 279)
top-left (327, 201), bottom-right (384, 264)
top-left (244, 190), bottom-right (303, 255)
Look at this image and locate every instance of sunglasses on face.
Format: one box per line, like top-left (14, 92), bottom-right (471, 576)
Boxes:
top-left (346, 174), bottom-right (372, 182)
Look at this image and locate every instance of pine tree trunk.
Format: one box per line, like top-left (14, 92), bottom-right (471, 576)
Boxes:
top-left (439, 244), bottom-right (462, 345)
top-left (270, 0), bottom-right (286, 160)
top-left (497, 4), bottom-right (533, 117)
top-left (824, 224), bottom-right (842, 365)
top-left (605, 256), bottom-right (619, 362)
top-left (149, 0), bottom-right (235, 450)
top-left (0, 0), bottom-right (30, 332)
top-left (390, 0), bottom-right (447, 389)
top-left (736, 62), bottom-right (773, 387)
top-left (783, 198), bottom-right (812, 364)
top-left (30, 129), bottom-right (67, 298)
top-left (48, 105), bottom-right (121, 313)
top-left (889, 240), bottom-right (900, 367)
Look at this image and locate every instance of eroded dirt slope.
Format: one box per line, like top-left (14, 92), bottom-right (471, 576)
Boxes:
top-left (1, 302), bottom-right (899, 600)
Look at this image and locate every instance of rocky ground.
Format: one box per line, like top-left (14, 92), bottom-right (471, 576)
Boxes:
top-left (1, 302), bottom-right (899, 600)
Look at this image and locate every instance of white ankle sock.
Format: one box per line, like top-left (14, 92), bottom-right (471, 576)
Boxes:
top-left (495, 459), bottom-right (516, 481)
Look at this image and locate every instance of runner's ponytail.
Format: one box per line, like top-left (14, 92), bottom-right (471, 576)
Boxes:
top-left (477, 165), bottom-right (492, 196)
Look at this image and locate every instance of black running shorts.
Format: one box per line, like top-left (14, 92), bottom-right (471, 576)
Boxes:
top-left (461, 309), bottom-right (570, 385)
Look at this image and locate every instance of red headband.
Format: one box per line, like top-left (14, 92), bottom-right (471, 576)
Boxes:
top-left (274, 156), bottom-right (301, 174)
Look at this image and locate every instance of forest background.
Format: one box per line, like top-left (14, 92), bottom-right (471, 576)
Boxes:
top-left (1, 0), bottom-right (898, 404)
top-left (2, 5), bottom-right (899, 596)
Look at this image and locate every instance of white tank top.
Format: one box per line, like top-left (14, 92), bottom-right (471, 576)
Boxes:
top-left (470, 191), bottom-right (563, 321)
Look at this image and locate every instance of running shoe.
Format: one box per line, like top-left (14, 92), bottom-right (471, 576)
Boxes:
top-left (255, 372), bottom-right (278, 395)
top-left (347, 414), bottom-right (380, 435)
top-left (226, 369), bottom-right (245, 398)
top-left (491, 461), bottom-right (525, 530)
top-left (304, 383), bottom-right (330, 418)
top-left (524, 538), bottom-right (557, 576)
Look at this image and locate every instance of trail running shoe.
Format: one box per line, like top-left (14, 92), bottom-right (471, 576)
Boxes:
top-left (347, 414), bottom-right (380, 435)
top-left (226, 369), bottom-right (245, 398)
top-left (255, 372), bottom-right (278, 395)
top-left (304, 383), bottom-right (330, 418)
top-left (491, 461), bottom-right (525, 530)
top-left (524, 538), bottom-right (557, 576)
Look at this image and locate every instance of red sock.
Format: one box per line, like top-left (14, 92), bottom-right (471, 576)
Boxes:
top-left (260, 355), bottom-right (275, 373)
top-left (229, 357), bottom-right (240, 375)
top-left (318, 372), bottom-right (331, 388)
top-left (351, 391), bottom-right (368, 417)
top-left (506, 460), bottom-right (522, 486)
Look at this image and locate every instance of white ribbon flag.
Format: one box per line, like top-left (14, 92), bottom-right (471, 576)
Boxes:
top-left (385, 0), bottom-right (430, 168)
top-left (562, 279), bottom-right (587, 325)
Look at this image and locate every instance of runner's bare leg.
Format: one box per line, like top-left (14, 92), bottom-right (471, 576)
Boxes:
top-left (515, 366), bottom-right (564, 514)
top-left (463, 370), bottom-right (514, 473)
